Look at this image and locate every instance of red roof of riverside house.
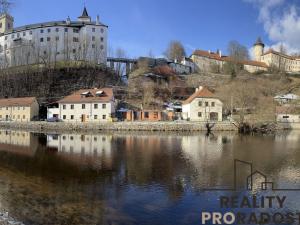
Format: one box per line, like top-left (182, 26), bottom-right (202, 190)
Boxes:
top-left (0, 97), bottom-right (37, 107)
top-left (192, 49), bottom-right (269, 68)
top-left (182, 87), bottom-right (215, 105)
top-left (58, 88), bottom-right (114, 104)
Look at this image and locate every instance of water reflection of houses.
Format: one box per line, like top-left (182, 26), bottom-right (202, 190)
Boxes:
top-left (0, 130), bottom-right (38, 156)
top-left (47, 134), bottom-right (113, 169)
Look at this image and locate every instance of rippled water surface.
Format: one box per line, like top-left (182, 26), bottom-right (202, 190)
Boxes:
top-left (0, 130), bottom-right (299, 224)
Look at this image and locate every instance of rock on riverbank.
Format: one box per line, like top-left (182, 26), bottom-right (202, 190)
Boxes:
top-left (0, 121), bottom-right (238, 132)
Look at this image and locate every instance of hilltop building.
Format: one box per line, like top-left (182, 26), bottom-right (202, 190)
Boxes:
top-left (182, 86), bottom-right (223, 122)
top-left (48, 88), bottom-right (116, 122)
top-left (253, 38), bottom-right (300, 73)
top-left (191, 49), bottom-right (268, 73)
top-left (0, 97), bottom-right (39, 122)
top-left (0, 7), bottom-right (108, 68)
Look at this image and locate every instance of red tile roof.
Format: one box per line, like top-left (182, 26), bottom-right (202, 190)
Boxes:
top-left (182, 87), bottom-right (215, 105)
top-left (0, 97), bottom-right (37, 107)
top-left (192, 49), bottom-right (268, 68)
top-left (58, 88), bottom-right (114, 104)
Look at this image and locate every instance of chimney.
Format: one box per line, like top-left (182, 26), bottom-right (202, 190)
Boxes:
top-left (208, 50), bottom-right (211, 54)
top-left (199, 86), bottom-right (203, 91)
top-left (96, 15), bottom-right (100, 25)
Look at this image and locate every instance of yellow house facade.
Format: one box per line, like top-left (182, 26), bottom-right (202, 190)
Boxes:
top-left (0, 97), bottom-right (39, 122)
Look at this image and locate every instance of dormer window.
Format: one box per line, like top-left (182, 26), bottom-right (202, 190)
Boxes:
top-left (96, 90), bottom-right (105, 97)
top-left (81, 91), bottom-right (92, 98)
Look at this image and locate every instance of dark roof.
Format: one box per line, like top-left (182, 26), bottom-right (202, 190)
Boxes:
top-left (254, 37), bottom-right (265, 47)
top-left (82, 7), bottom-right (89, 17)
top-left (0, 20), bottom-right (108, 35)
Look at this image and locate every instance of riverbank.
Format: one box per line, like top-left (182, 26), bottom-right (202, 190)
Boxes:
top-left (0, 121), bottom-right (238, 132)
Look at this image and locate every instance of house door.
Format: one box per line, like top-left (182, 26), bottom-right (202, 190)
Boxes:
top-left (81, 114), bottom-right (86, 122)
top-left (210, 112), bottom-right (219, 121)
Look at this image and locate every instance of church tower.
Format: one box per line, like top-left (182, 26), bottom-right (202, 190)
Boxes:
top-left (253, 37), bottom-right (265, 61)
top-left (78, 7), bottom-right (91, 23)
top-left (0, 13), bottom-right (14, 34)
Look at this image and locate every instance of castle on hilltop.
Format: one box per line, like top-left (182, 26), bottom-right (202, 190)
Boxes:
top-left (0, 7), bottom-right (108, 68)
top-left (253, 37), bottom-right (300, 72)
top-left (191, 38), bottom-right (300, 74)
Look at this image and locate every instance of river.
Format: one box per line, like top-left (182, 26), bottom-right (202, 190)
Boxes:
top-left (0, 130), bottom-right (299, 225)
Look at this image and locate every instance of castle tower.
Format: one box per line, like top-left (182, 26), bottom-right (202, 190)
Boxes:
top-left (0, 13), bottom-right (14, 34)
top-left (78, 7), bottom-right (91, 23)
top-left (253, 37), bottom-right (265, 61)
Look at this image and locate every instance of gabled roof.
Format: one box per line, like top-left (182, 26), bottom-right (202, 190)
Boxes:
top-left (182, 87), bottom-right (215, 105)
top-left (58, 88), bottom-right (114, 104)
top-left (0, 97), bottom-right (37, 107)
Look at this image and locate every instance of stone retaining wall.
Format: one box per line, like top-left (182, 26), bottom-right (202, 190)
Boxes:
top-left (0, 121), bottom-right (238, 132)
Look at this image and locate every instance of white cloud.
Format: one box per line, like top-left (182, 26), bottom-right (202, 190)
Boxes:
top-left (246, 0), bottom-right (300, 54)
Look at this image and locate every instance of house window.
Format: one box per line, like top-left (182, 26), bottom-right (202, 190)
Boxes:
top-left (40, 38), bottom-right (44, 42)
top-left (82, 104), bottom-right (85, 109)
top-left (70, 105), bottom-right (74, 109)
top-left (56, 36), bottom-right (59, 41)
top-left (198, 112), bottom-right (202, 117)
top-left (198, 101), bottom-right (202, 107)
top-left (94, 104), bottom-right (98, 109)
top-left (102, 104), bottom-right (106, 109)
top-left (101, 37), bottom-right (104, 42)
top-left (73, 28), bottom-right (79, 33)
top-left (92, 36), bottom-right (95, 41)
top-left (92, 44), bottom-right (95, 49)
top-left (211, 102), bottom-right (215, 107)
top-left (283, 116), bottom-right (289, 119)
top-left (23, 115), bottom-right (25, 119)
top-left (30, 31), bottom-right (33, 35)
top-left (47, 37), bottom-right (51, 42)
top-left (0, 23), bottom-right (2, 28)
top-left (92, 28), bottom-right (96, 32)
top-left (205, 102), bottom-right (209, 107)
top-left (40, 29), bottom-right (44, 33)
top-left (5, 36), bottom-right (7, 40)
top-left (100, 45), bottom-right (104, 50)
top-left (63, 115), bottom-right (66, 119)
top-left (144, 112), bottom-right (149, 118)
top-left (47, 28), bottom-right (51, 33)
top-left (71, 115), bottom-right (74, 120)
top-left (94, 115), bottom-right (98, 119)
top-left (56, 28), bottom-right (59, 32)
top-left (72, 49), bottom-right (76, 53)
top-left (102, 115), bottom-right (106, 120)
top-left (101, 28), bottom-right (104, 33)
top-left (23, 32), bottom-right (26, 36)
top-left (17, 33), bottom-right (20, 38)
top-left (63, 105), bottom-right (66, 109)
top-left (64, 28), bottom-right (68, 32)
top-left (73, 37), bottom-right (79, 42)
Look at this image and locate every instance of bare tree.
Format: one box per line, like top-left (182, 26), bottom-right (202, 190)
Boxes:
top-left (0, 0), bottom-right (13, 14)
top-left (225, 41), bottom-right (249, 77)
top-left (164, 41), bottom-right (186, 61)
top-left (114, 48), bottom-right (126, 77)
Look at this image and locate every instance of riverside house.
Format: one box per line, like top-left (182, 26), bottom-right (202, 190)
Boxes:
top-left (55, 88), bottom-right (115, 122)
top-left (182, 86), bottom-right (223, 122)
top-left (0, 97), bottom-right (39, 122)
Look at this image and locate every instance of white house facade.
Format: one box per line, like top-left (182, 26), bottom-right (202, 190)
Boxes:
top-left (182, 86), bottom-right (223, 122)
top-left (0, 7), bottom-right (108, 68)
top-left (55, 88), bottom-right (115, 123)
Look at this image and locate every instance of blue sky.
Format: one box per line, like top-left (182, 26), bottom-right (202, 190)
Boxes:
top-left (10, 0), bottom-right (300, 58)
